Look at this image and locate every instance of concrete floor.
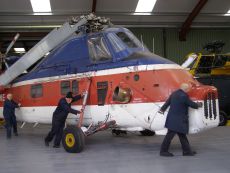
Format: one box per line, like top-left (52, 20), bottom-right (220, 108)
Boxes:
top-left (0, 125), bottom-right (230, 173)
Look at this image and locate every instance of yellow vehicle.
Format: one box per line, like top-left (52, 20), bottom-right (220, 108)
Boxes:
top-left (182, 41), bottom-right (230, 126)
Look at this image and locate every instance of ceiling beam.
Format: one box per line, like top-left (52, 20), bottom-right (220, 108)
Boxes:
top-left (92, 0), bottom-right (97, 13)
top-left (179, 0), bottom-right (208, 41)
top-left (0, 32), bottom-right (47, 41)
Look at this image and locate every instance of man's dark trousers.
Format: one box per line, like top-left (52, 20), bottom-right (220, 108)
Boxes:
top-left (5, 116), bottom-right (18, 138)
top-left (45, 117), bottom-right (65, 146)
top-left (160, 129), bottom-right (192, 154)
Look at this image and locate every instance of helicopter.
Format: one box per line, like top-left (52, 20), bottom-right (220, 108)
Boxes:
top-left (0, 14), bottom-right (219, 153)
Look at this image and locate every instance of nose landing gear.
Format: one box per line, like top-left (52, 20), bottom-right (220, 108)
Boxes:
top-left (62, 120), bottom-right (116, 153)
top-left (62, 126), bottom-right (85, 153)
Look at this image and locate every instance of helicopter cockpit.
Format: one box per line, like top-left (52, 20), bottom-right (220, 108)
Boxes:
top-left (87, 28), bottom-right (147, 64)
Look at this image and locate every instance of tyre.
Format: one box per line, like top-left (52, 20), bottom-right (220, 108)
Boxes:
top-left (219, 111), bottom-right (228, 126)
top-left (62, 126), bottom-right (85, 153)
top-left (140, 129), bottom-right (155, 136)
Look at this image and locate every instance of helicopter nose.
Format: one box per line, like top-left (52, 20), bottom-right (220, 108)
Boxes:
top-left (203, 91), bottom-right (218, 121)
top-left (191, 85), bottom-right (219, 124)
top-left (195, 86), bottom-right (218, 114)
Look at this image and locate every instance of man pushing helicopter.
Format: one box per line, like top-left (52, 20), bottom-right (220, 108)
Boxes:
top-left (158, 83), bottom-right (203, 157)
top-left (45, 91), bottom-right (85, 148)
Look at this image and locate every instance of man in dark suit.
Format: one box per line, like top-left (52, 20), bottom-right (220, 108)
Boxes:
top-left (3, 93), bottom-right (21, 139)
top-left (45, 92), bottom-right (83, 148)
top-left (159, 83), bottom-right (202, 157)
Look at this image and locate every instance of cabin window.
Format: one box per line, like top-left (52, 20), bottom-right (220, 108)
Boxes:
top-left (72, 80), bottom-right (79, 95)
top-left (31, 84), bottom-right (43, 98)
top-left (116, 32), bottom-right (137, 48)
top-left (196, 56), bottom-right (214, 74)
top-left (134, 74), bottom-right (140, 81)
top-left (213, 55), bottom-right (227, 68)
top-left (88, 35), bottom-right (112, 63)
top-left (61, 81), bottom-right (70, 95)
top-left (107, 33), bottom-right (126, 52)
top-left (97, 81), bottom-right (108, 106)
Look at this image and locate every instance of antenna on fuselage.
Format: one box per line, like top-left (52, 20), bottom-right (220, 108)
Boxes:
top-left (140, 34), bottom-right (144, 51)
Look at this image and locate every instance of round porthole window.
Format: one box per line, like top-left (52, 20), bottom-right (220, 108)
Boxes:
top-left (134, 74), bottom-right (140, 81)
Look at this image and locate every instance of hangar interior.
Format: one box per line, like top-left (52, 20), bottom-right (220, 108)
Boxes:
top-left (1, 0), bottom-right (230, 62)
top-left (0, 0), bottom-right (230, 173)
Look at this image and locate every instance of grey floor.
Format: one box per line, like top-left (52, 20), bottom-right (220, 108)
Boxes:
top-left (0, 125), bottom-right (230, 173)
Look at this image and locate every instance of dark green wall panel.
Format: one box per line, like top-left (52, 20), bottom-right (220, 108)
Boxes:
top-left (165, 29), bottom-right (230, 64)
top-left (129, 28), bottom-right (164, 56)
top-left (129, 28), bottom-right (230, 64)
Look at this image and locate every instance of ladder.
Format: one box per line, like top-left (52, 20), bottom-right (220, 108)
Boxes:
top-left (0, 17), bottom-right (87, 87)
top-left (77, 78), bottom-right (91, 128)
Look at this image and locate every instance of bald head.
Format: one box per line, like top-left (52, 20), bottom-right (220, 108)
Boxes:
top-left (180, 83), bottom-right (191, 93)
top-left (7, 93), bottom-right (13, 100)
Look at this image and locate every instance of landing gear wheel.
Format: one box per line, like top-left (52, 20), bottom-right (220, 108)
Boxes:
top-left (219, 111), bottom-right (228, 126)
top-left (140, 130), bottom-right (155, 136)
top-left (62, 126), bottom-right (85, 153)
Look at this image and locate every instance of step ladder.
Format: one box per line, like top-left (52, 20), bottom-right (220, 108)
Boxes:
top-left (0, 17), bottom-right (87, 87)
top-left (77, 78), bottom-right (92, 128)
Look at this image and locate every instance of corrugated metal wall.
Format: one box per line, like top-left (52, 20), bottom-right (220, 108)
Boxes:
top-left (129, 28), bottom-right (230, 64)
top-left (130, 28), bottom-right (164, 56)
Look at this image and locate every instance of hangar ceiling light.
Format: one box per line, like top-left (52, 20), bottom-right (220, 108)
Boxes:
top-left (135, 0), bottom-right (157, 13)
top-left (225, 9), bottom-right (230, 16)
top-left (30, 0), bottom-right (52, 13)
top-left (14, 48), bottom-right (25, 53)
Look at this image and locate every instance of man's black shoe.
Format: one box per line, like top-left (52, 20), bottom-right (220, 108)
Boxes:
top-left (183, 151), bottom-right (197, 156)
top-left (53, 145), bottom-right (60, 148)
top-left (160, 152), bottom-right (174, 157)
top-left (44, 140), bottom-right (49, 147)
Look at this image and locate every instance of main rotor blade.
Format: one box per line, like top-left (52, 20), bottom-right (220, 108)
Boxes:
top-left (0, 17), bottom-right (87, 86)
top-left (5, 33), bottom-right (20, 56)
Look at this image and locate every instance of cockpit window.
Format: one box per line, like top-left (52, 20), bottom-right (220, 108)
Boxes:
top-left (116, 32), bottom-right (138, 48)
top-left (196, 56), bottom-right (214, 74)
top-left (213, 55), bottom-right (228, 67)
top-left (88, 35), bottom-right (112, 63)
top-left (107, 33), bottom-right (126, 52)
